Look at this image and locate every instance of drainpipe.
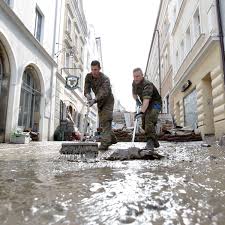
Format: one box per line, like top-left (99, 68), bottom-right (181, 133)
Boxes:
top-left (48, 0), bottom-right (59, 140)
top-left (216, 0), bottom-right (225, 86)
top-left (156, 29), bottom-right (162, 96)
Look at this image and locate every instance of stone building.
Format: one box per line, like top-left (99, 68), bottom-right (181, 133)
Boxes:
top-left (54, 0), bottom-right (97, 137)
top-left (146, 0), bottom-right (225, 139)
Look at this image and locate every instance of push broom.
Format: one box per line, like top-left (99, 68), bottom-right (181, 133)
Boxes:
top-left (59, 103), bottom-right (98, 160)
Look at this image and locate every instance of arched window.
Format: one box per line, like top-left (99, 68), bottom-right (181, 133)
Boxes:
top-left (18, 67), bottom-right (41, 132)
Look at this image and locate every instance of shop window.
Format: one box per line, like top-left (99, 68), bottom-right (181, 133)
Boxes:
top-left (184, 89), bottom-right (198, 129)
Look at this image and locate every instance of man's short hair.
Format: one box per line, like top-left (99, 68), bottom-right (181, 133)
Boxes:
top-left (133, 68), bottom-right (143, 75)
top-left (91, 60), bottom-right (101, 68)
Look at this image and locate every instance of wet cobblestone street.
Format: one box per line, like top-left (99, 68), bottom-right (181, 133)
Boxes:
top-left (0, 141), bottom-right (225, 225)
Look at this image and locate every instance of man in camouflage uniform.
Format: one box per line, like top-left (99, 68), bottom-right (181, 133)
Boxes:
top-left (132, 68), bottom-right (162, 151)
top-left (84, 60), bottom-right (117, 150)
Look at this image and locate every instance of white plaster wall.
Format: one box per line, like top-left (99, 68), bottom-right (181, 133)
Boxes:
top-left (12, 0), bottom-right (58, 56)
top-left (0, 2), bottom-right (57, 141)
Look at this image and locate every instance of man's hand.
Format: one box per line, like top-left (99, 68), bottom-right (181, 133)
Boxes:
top-left (136, 98), bottom-right (142, 107)
top-left (88, 99), bottom-right (97, 107)
top-left (135, 112), bottom-right (144, 120)
top-left (86, 94), bottom-right (92, 101)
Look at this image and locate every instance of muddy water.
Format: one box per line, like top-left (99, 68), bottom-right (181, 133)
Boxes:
top-left (0, 142), bottom-right (225, 225)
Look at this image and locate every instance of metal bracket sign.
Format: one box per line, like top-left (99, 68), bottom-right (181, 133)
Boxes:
top-left (65, 75), bottom-right (79, 90)
top-left (60, 67), bottom-right (81, 90)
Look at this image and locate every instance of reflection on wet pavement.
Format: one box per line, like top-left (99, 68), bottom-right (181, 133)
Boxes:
top-left (0, 141), bottom-right (225, 225)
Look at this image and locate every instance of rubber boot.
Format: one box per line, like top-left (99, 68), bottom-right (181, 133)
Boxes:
top-left (146, 139), bottom-right (155, 152)
top-left (111, 135), bottom-right (118, 145)
top-left (98, 144), bottom-right (109, 151)
top-left (153, 139), bottom-right (160, 148)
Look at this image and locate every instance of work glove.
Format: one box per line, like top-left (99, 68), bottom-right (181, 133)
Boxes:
top-left (86, 94), bottom-right (92, 101)
top-left (136, 98), bottom-right (142, 107)
top-left (135, 112), bottom-right (144, 120)
top-left (88, 99), bottom-right (97, 107)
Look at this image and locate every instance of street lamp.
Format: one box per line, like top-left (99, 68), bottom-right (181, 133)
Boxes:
top-left (216, 0), bottom-right (225, 86)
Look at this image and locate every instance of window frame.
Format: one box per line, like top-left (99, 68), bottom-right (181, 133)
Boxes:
top-left (193, 8), bottom-right (201, 41)
top-left (34, 7), bottom-right (44, 42)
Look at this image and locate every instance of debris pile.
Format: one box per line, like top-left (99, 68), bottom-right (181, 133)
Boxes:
top-left (159, 127), bottom-right (202, 142)
top-left (156, 113), bottom-right (174, 134)
top-left (112, 127), bottom-right (202, 143)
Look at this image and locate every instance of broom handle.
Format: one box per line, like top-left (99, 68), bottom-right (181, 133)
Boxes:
top-left (132, 117), bottom-right (138, 142)
top-left (83, 103), bottom-right (90, 134)
top-left (132, 96), bottom-right (142, 143)
top-left (132, 104), bottom-right (140, 143)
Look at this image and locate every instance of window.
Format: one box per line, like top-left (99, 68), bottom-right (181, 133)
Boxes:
top-left (67, 17), bottom-right (71, 34)
top-left (173, 6), bottom-right (177, 23)
top-left (186, 27), bottom-right (191, 54)
top-left (180, 40), bottom-right (184, 62)
top-left (4, 0), bottom-right (10, 5)
top-left (176, 50), bottom-right (179, 72)
top-left (194, 8), bottom-right (201, 40)
top-left (34, 8), bottom-right (43, 42)
top-left (18, 68), bottom-right (41, 131)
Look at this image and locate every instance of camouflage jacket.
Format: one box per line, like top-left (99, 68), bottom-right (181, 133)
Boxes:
top-left (84, 72), bottom-right (114, 108)
top-left (132, 78), bottom-right (162, 107)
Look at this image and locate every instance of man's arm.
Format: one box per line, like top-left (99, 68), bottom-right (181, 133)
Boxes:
top-left (132, 82), bottom-right (140, 105)
top-left (95, 77), bottom-right (111, 102)
top-left (133, 94), bottom-right (137, 101)
top-left (141, 99), bottom-right (150, 113)
top-left (84, 74), bottom-right (91, 98)
top-left (141, 83), bottom-right (153, 112)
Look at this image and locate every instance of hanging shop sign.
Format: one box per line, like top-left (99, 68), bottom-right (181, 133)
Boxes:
top-left (65, 75), bottom-right (79, 90)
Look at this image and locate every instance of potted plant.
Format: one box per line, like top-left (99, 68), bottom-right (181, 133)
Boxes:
top-left (10, 129), bottom-right (31, 144)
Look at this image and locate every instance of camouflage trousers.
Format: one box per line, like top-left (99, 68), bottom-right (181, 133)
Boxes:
top-left (98, 107), bottom-right (117, 147)
top-left (142, 107), bottom-right (160, 142)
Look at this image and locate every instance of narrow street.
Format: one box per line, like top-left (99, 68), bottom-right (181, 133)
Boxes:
top-left (0, 141), bottom-right (225, 225)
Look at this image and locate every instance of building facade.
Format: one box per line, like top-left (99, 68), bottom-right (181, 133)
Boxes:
top-left (54, 0), bottom-right (94, 136)
top-left (171, 0), bottom-right (225, 138)
top-left (83, 24), bottom-right (103, 134)
top-left (146, 0), bottom-right (225, 139)
top-left (0, 0), bottom-right (58, 142)
top-left (145, 0), bottom-right (173, 114)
